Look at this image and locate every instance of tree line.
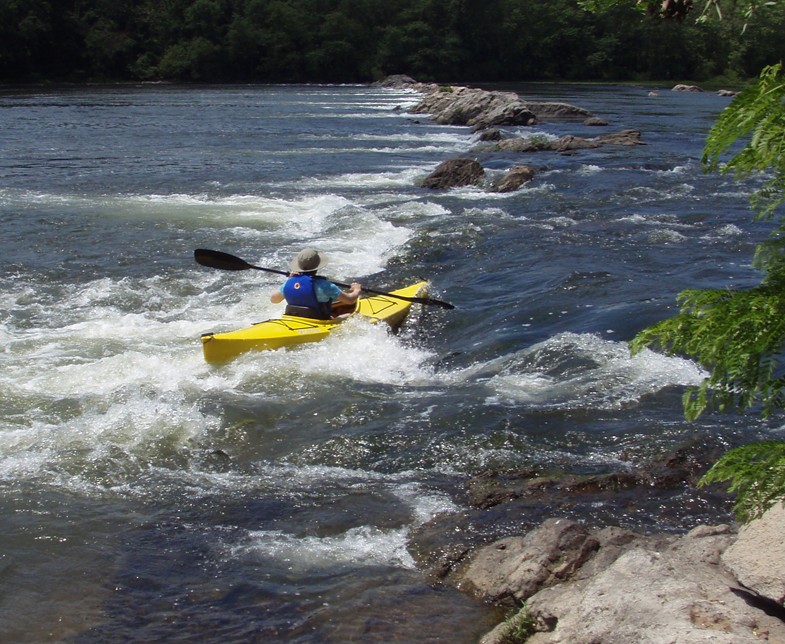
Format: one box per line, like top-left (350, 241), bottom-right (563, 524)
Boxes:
top-left (2, 0), bottom-right (784, 84)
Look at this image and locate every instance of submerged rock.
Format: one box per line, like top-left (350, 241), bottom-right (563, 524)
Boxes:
top-left (477, 129), bottom-right (643, 154)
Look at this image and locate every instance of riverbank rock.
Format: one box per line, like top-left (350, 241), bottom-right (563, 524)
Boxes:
top-left (457, 519), bottom-right (601, 604)
top-left (420, 157), bottom-right (485, 189)
top-left (722, 502), bottom-right (785, 606)
top-left (475, 520), bottom-right (785, 644)
top-left (407, 438), bottom-right (731, 585)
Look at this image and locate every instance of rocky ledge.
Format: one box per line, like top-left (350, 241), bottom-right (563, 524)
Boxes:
top-left (401, 435), bottom-right (785, 640)
top-left (381, 74), bottom-right (594, 129)
top-left (380, 75), bottom-right (641, 192)
top-left (469, 508), bottom-right (785, 643)
top-left (405, 442), bottom-right (785, 643)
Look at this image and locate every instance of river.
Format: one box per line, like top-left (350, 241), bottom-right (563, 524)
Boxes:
top-left (0, 82), bottom-right (780, 642)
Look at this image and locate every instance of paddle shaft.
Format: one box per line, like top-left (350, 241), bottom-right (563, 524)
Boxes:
top-left (194, 249), bottom-right (455, 309)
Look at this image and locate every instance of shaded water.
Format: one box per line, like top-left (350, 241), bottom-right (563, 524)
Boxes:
top-left (1, 83), bottom-right (781, 642)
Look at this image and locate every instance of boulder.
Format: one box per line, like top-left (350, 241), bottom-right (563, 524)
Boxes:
top-left (477, 127), bottom-right (502, 142)
top-left (375, 74), bottom-right (419, 88)
top-left (458, 519), bottom-right (600, 604)
top-left (722, 502), bottom-right (785, 606)
top-left (410, 86), bottom-right (537, 130)
top-left (392, 79), bottom-right (598, 132)
top-left (478, 522), bottom-right (785, 644)
top-left (673, 84), bottom-right (703, 92)
top-left (420, 158), bottom-right (485, 189)
top-left (494, 165), bottom-right (536, 193)
top-left (468, 100), bottom-right (538, 130)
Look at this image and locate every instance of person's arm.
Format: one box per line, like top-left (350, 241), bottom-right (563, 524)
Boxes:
top-left (270, 288), bottom-right (285, 304)
top-left (336, 282), bottom-right (362, 304)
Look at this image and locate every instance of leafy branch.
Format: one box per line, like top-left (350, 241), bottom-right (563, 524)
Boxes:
top-left (699, 441), bottom-right (785, 522)
top-left (629, 282), bottom-right (785, 420)
top-left (630, 62), bottom-right (785, 523)
top-left (703, 63), bottom-right (785, 221)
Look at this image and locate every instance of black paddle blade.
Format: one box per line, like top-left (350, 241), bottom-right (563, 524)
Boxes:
top-left (194, 248), bottom-right (254, 271)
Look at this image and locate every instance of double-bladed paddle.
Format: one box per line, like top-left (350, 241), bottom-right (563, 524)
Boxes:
top-left (194, 248), bottom-right (455, 310)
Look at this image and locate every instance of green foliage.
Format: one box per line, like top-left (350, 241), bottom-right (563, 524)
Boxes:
top-left (699, 440), bottom-right (785, 522)
top-left (2, 0), bottom-right (784, 82)
top-left (500, 605), bottom-right (538, 644)
top-left (631, 63), bottom-right (785, 423)
top-left (703, 63), bottom-right (785, 219)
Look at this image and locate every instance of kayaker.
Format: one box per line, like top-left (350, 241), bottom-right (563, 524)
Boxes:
top-left (270, 248), bottom-right (362, 319)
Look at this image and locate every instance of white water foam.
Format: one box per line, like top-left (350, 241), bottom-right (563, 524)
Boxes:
top-left (223, 474), bottom-right (455, 571)
top-left (234, 525), bottom-right (417, 570)
top-left (450, 332), bottom-right (706, 411)
top-left (220, 316), bottom-right (436, 389)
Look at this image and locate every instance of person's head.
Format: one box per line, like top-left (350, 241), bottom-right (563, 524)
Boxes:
top-left (289, 248), bottom-right (325, 274)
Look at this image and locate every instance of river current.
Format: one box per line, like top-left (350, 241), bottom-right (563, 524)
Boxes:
top-left (0, 83), bottom-right (781, 642)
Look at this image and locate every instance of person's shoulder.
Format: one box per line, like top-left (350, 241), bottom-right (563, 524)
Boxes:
top-left (318, 279), bottom-right (342, 294)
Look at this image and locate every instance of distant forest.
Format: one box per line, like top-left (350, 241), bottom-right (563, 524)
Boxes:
top-left (2, 0), bottom-right (784, 84)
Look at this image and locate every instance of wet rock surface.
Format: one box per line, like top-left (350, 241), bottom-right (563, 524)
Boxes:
top-left (405, 438), bottom-right (785, 643)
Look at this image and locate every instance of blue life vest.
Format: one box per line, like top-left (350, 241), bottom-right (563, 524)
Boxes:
top-left (282, 274), bottom-right (332, 319)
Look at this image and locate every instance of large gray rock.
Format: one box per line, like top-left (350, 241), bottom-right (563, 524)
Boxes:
top-left (410, 86), bottom-right (537, 130)
top-left (722, 502), bottom-right (785, 605)
top-left (522, 101), bottom-right (592, 120)
top-left (458, 519), bottom-right (599, 604)
top-left (477, 522), bottom-right (785, 644)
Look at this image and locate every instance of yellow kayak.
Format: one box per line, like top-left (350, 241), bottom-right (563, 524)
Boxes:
top-left (201, 281), bottom-right (429, 363)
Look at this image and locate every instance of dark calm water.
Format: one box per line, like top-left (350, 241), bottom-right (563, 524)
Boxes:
top-left (1, 83), bottom-right (781, 642)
